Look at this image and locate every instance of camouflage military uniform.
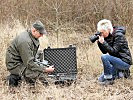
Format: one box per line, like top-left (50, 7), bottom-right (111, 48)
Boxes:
top-left (6, 30), bottom-right (47, 86)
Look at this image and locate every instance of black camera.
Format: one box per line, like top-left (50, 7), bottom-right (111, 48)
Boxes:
top-left (89, 32), bottom-right (101, 43)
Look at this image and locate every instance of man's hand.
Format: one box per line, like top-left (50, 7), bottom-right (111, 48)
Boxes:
top-left (44, 65), bottom-right (54, 73)
top-left (98, 35), bottom-right (104, 44)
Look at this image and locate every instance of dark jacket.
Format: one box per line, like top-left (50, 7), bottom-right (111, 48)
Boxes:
top-left (6, 30), bottom-right (44, 75)
top-left (98, 26), bottom-right (132, 65)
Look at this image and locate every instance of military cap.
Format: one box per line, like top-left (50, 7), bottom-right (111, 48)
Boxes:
top-left (33, 20), bottom-right (47, 34)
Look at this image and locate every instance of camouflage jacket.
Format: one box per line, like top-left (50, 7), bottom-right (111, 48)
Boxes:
top-left (6, 30), bottom-right (44, 75)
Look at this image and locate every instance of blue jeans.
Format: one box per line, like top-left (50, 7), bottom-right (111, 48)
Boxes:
top-left (98, 54), bottom-right (130, 81)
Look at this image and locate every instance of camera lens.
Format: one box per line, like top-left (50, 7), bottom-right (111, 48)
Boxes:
top-left (89, 35), bottom-right (99, 43)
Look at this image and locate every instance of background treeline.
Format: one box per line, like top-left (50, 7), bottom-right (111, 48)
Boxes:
top-left (0, 0), bottom-right (133, 35)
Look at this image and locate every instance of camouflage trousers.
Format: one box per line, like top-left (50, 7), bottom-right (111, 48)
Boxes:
top-left (8, 67), bottom-right (47, 87)
top-left (23, 68), bottom-right (48, 85)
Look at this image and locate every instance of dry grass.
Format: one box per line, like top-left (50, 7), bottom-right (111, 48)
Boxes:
top-left (0, 21), bottom-right (133, 100)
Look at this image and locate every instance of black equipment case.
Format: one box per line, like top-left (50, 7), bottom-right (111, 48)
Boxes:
top-left (43, 45), bottom-right (77, 83)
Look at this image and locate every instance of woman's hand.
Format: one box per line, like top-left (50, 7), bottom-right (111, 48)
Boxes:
top-left (98, 35), bottom-right (104, 44)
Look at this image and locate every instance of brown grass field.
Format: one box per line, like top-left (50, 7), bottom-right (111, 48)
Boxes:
top-left (0, 21), bottom-right (133, 100)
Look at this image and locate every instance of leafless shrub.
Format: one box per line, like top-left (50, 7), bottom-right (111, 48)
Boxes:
top-left (0, 0), bottom-right (133, 35)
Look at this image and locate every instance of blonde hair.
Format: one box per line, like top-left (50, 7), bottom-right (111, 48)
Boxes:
top-left (97, 19), bottom-right (113, 34)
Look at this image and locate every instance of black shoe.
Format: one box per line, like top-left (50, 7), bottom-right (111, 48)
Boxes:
top-left (99, 79), bottom-right (114, 85)
top-left (24, 77), bottom-right (35, 86)
top-left (123, 69), bottom-right (130, 78)
top-left (7, 74), bottom-right (21, 87)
